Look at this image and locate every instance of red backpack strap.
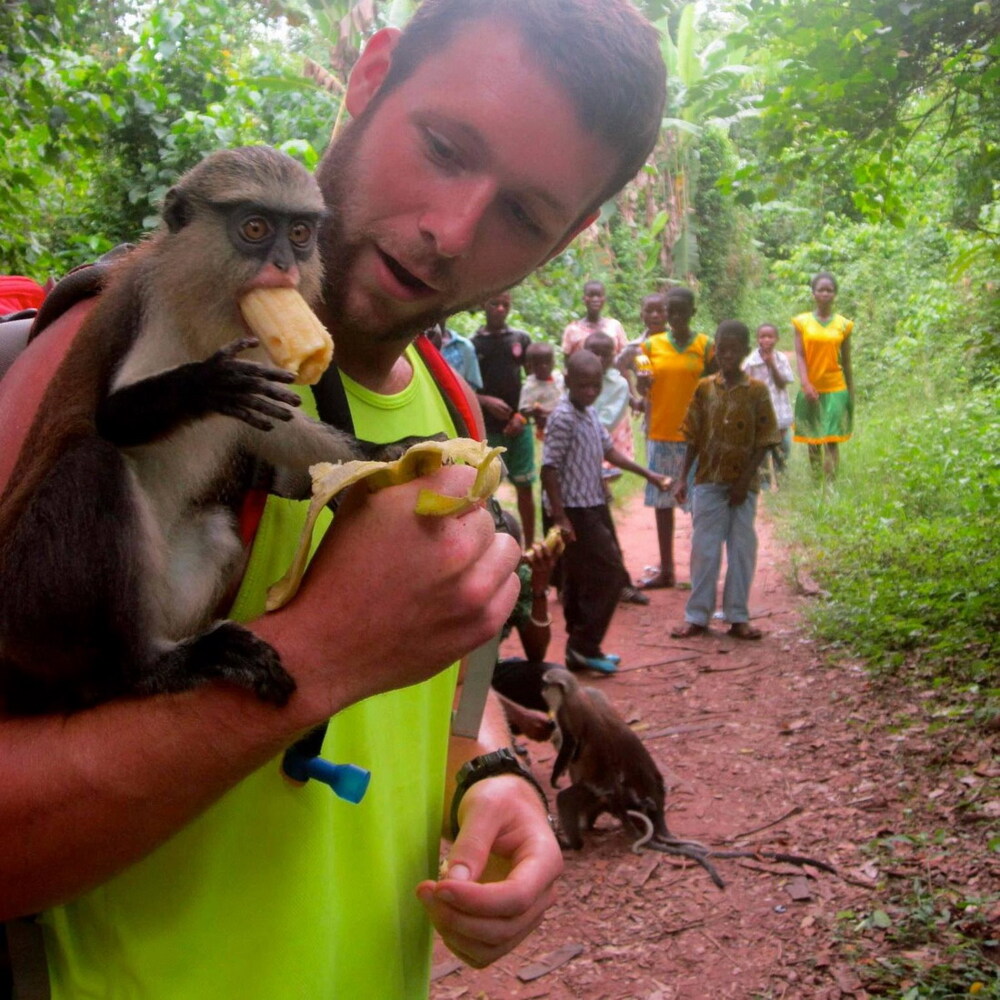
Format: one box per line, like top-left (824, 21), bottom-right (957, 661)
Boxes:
top-left (0, 298), bottom-right (99, 494)
top-left (413, 332), bottom-right (482, 441)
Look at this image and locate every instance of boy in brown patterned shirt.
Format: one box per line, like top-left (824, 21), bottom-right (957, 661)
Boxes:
top-left (670, 321), bottom-right (780, 640)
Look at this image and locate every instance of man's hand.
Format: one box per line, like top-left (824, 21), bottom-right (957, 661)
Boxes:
top-left (673, 480), bottom-right (688, 506)
top-left (265, 463), bottom-right (522, 719)
top-left (646, 472), bottom-right (672, 493)
top-left (416, 774), bottom-right (562, 968)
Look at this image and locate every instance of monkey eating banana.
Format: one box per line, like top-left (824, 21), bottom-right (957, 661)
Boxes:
top-left (0, 146), bottom-right (388, 713)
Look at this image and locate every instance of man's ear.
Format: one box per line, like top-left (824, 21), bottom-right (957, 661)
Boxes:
top-left (345, 27), bottom-right (402, 117)
top-left (543, 211), bottom-right (600, 264)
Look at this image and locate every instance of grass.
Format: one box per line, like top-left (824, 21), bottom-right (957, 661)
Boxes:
top-left (763, 369), bottom-right (1000, 998)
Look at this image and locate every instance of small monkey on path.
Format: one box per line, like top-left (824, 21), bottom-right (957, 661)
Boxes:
top-left (541, 668), bottom-right (835, 888)
top-left (0, 146), bottom-right (370, 714)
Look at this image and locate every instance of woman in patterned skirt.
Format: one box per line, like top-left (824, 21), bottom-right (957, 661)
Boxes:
top-left (792, 272), bottom-right (854, 483)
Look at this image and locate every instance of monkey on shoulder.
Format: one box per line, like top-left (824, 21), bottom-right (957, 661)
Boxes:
top-left (0, 146), bottom-right (368, 714)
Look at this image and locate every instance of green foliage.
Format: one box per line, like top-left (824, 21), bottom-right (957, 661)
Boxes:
top-left (772, 366), bottom-right (998, 701)
top-left (0, 0), bottom-right (339, 276)
top-left (732, 0), bottom-right (1000, 225)
top-left (834, 839), bottom-right (1000, 998)
top-left (692, 126), bottom-right (754, 322)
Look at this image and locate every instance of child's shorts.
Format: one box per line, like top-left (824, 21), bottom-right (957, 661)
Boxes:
top-left (644, 439), bottom-right (691, 510)
top-left (488, 424), bottom-right (536, 484)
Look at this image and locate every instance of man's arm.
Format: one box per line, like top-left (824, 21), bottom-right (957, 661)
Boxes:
top-left (416, 691), bottom-right (562, 968)
top-left (0, 464), bottom-right (519, 919)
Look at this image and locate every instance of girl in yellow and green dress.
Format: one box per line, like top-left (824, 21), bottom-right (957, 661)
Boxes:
top-left (792, 271), bottom-right (854, 483)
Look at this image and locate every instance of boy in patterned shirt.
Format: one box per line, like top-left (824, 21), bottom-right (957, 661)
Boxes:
top-left (541, 350), bottom-right (671, 673)
top-left (671, 321), bottom-right (781, 641)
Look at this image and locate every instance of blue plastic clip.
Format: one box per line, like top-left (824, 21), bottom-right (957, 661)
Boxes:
top-left (282, 749), bottom-right (371, 804)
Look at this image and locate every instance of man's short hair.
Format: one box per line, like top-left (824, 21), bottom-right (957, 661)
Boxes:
top-left (376, 0), bottom-right (666, 218)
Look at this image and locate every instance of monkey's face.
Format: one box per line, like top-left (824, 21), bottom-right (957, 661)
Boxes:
top-left (313, 19), bottom-right (618, 345)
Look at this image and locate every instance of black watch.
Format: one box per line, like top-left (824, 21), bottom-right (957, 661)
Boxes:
top-left (450, 747), bottom-right (549, 839)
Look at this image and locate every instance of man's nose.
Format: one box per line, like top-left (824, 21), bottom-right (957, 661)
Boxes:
top-left (419, 176), bottom-right (497, 258)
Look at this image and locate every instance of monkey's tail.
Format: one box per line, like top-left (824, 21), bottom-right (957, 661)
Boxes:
top-left (626, 811), bottom-right (726, 889)
top-left (708, 849), bottom-right (837, 875)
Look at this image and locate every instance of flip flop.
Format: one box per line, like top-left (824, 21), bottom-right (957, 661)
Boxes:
top-left (638, 572), bottom-right (675, 590)
top-left (670, 622), bottom-right (707, 639)
top-left (728, 623), bottom-right (763, 640)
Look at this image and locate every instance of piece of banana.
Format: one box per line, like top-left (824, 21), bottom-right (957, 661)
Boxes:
top-left (525, 525), bottom-right (566, 564)
top-left (266, 439), bottom-right (506, 611)
top-left (239, 287), bottom-right (333, 385)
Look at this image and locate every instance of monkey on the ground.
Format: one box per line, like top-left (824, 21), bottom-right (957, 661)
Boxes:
top-left (541, 668), bottom-right (835, 888)
top-left (0, 146), bottom-right (371, 715)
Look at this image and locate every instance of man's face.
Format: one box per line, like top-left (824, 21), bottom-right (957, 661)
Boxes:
top-left (316, 21), bottom-right (617, 346)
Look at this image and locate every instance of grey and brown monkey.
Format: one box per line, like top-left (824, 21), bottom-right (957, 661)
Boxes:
top-left (541, 667), bottom-right (835, 888)
top-left (0, 147), bottom-right (369, 714)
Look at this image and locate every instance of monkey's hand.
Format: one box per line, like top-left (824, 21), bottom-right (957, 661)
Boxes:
top-left (97, 336), bottom-right (303, 445)
top-left (194, 336), bottom-right (305, 432)
top-left (416, 774), bottom-right (562, 969)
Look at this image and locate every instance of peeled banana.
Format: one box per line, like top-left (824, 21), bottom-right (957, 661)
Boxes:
top-left (239, 287), bottom-right (333, 385)
top-left (266, 439), bottom-right (506, 611)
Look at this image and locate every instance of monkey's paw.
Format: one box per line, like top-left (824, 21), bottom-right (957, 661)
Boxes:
top-left (193, 622), bottom-right (297, 706)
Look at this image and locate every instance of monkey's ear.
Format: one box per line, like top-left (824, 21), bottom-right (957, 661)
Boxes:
top-left (162, 187), bottom-right (191, 233)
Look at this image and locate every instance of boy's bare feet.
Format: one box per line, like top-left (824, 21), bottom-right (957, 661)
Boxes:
top-left (728, 622), bottom-right (763, 640)
top-left (670, 622), bottom-right (706, 639)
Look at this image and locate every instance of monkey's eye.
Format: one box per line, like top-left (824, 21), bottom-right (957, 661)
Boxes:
top-left (288, 221), bottom-right (313, 247)
top-left (241, 217), bottom-right (272, 242)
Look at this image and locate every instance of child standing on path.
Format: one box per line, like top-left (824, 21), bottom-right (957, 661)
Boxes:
top-left (670, 321), bottom-right (781, 641)
top-left (792, 272), bottom-right (854, 483)
top-left (585, 331), bottom-right (633, 468)
top-left (742, 322), bottom-right (795, 484)
top-left (473, 291), bottom-right (537, 544)
top-left (562, 279), bottom-right (628, 359)
top-left (636, 286), bottom-right (715, 591)
top-left (518, 341), bottom-right (564, 439)
top-left (542, 350), bottom-right (671, 674)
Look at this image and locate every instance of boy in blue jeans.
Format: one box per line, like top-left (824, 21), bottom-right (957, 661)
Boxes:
top-left (671, 321), bottom-right (781, 640)
top-left (542, 350), bottom-right (671, 673)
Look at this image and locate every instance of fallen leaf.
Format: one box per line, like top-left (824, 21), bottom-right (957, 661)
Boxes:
top-left (516, 943), bottom-right (585, 982)
top-left (785, 876), bottom-right (813, 902)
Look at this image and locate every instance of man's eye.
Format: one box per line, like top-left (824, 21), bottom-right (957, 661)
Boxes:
top-left (424, 128), bottom-right (459, 168)
top-left (504, 198), bottom-right (544, 238)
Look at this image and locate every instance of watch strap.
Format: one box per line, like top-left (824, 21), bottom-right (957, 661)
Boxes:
top-left (450, 747), bottom-right (549, 839)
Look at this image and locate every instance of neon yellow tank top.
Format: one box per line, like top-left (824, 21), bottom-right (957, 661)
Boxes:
top-left (41, 344), bottom-right (459, 999)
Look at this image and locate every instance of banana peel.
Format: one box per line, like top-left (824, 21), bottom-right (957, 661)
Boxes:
top-left (266, 438), bottom-right (505, 611)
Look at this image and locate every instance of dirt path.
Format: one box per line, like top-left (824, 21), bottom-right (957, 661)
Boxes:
top-left (430, 491), bottom-right (925, 999)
